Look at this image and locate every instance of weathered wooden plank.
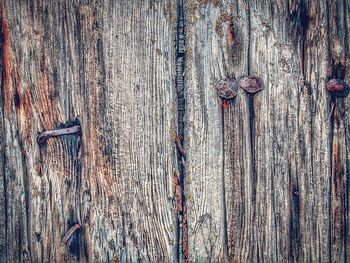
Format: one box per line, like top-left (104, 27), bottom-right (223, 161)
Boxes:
top-left (184, 1), bottom-right (240, 261)
top-left (223, 2), bottom-right (303, 262)
top-left (185, 1), bottom-right (350, 263)
top-left (299, 1), bottom-right (333, 261)
top-left (346, 1), bottom-right (350, 261)
top-left (328, 0), bottom-right (349, 262)
top-left (0, 3), bottom-right (32, 261)
top-left (220, 2), bottom-right (251, 262)
top-left (184, 1), bottom-right (299, 262)
top-left (0, 7), bottom-right (8, 261)
top-left (243, 2), bottom-right (296, 262)
top-left (331, 101), bottom-right (348, 263)
top-left (0, 0), bottom-right (178, 262)
top-left (1, 0), bottom-right (349, 262)
top-left (0, 102), bottom-right (6, 263)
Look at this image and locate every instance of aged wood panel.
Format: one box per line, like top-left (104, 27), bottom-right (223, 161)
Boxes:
top-left (1, 0), bottom-right (350, 262)
top-left (184, 0), bottom-right (250, 261)
top-left (0, 0), bottom-right (178, 262)
top-left (328, 1), bottom-right (349, 262)
top-left (185, 0), bottom-right (349, 262)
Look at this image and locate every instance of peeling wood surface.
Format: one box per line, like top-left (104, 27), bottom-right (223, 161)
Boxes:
top-left (0, 0), bottom-right (350, 263)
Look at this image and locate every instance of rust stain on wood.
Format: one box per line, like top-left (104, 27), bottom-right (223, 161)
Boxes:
top-left (227, 24), bottom-right (235, 46)
top-left (174, 172), bottom-right (182, 213)
top-left (19, 87), bottom-right (34, 144)
top-left (175, 135), bottom-right (186, 158)
top-left (182, 211), bottom-right (188, 262)
top-left (1, 6), bottom-right (16, 114)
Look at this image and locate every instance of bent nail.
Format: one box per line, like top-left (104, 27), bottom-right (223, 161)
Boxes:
top-left (61, 223), bottom-right (81, 246)
top-left (37, 125), bottom-right (81, 145)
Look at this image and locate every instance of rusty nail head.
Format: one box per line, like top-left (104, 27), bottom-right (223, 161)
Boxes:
top-left (216, 78), bottom-right (239, 99)
top-left (327, 79), bottom-right (350, 97)
top-left (239, 76), bottom-right (264, 94)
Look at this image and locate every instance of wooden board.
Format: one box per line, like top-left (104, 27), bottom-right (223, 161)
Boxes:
top-left (184, 0), bottom-right (350, 262)
top-left (1, 0), bottom-right (349, 262)
top-left (0, 1), bottom-right (177, 262)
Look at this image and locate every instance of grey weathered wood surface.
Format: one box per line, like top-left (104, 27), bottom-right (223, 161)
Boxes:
top-left (185, 0), bottom-right (349, 262)
top-left (0, 0), bottom-right (349, 262)
top-left (1, 0), bottom-right (177, 262)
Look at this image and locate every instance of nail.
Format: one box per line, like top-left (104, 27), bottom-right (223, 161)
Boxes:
top-left (61, 223), bottom-right (81, 246)
top-left (175, 135), bottom-right (186, 158)
top-left (239, 76), bottom-right (264, 94)
top-left (327, 79), bottom-right (350, 97)
top-left (216, 78), bottom-right (239, 99)
top-left (37, 125), bottom-right (81, 145)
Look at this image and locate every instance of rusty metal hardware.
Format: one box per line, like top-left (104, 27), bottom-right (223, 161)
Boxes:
top-left (37, 125), bottom-right (81, 145)
top-left (239, 76), bottom-right (265, 94)
top-left (327, 79), bottom-right (350, 97)
top-left (217, 78), bottom-right (239, 99)
top-left (61, 223), bottom-right (81, 246)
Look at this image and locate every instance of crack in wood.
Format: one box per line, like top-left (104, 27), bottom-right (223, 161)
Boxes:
top-left (176, 0), bottom-right (185, 137)
top-left (0, 8), bottom-right (8, 263)
top-left (175, 0), bottom-right (187, 262)
top-left (221, 106), bottom-right (229, 262)
top-left (245, 5), bottom-right (258, 220)
top-left (329, 97), bottom-right (335, 263)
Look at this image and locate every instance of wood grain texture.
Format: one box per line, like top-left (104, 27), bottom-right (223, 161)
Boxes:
top-left (328, 1), bottom-right (349, 262)
top-left (1, 0), bottom-right (350, 262)
top-left (184, 0), bottom-right (249, 261)
top-left (0, 0), bottom-right (177, 262)
top-left (184, 0), bottom-right (350, 262)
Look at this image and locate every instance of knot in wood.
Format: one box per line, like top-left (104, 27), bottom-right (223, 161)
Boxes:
top-left (216, 78), bottom-right (239, 99)
top-left (327, 79), bottom-right (350, 97)
top-left (239, 76), bottom-right (264, 94)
